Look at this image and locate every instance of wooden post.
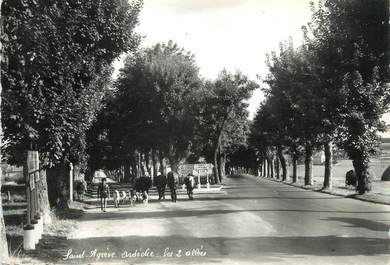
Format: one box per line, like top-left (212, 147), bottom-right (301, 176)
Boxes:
top-left (69, 162), bottom-right (73, 202)
top-left (33, 151), bottom-right (39, 219)
top-left (26, 181), bottom-right (31, 226)
top-left (197, 170), bottom-right (201, 189)
top-left (25, 151), bottom-right (38, 224)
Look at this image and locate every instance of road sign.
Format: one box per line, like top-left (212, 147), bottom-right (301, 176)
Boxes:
top-left (179, 164), bottom-right (213, 177)
top-left (196, 169), bottom-right (210, 175)
top-left (193, 164), bottom-right (213, 170)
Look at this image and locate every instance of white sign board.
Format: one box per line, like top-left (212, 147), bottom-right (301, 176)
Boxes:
top-left (179, 164), bottom-right (213, 177)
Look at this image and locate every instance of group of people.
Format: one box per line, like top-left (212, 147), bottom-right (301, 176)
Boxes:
top-left (97, 172), bottom-right (197, 211)
top-left (154, 172), bottom-right (195, 202)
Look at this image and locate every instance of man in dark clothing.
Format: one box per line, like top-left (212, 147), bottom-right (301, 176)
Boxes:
top-left (134, 176), bottom-right (142, 202)
top-left (184, 174), bottom-right (195, 200)
top-left (155, 174), bottom-right (167, 200)
top-left (139, 174), bottom-right (152, 204)
top-left (167, 171), bottom-right (178, 202)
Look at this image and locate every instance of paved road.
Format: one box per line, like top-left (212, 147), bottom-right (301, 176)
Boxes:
top-left (43, 174), bottom-right (390, 264)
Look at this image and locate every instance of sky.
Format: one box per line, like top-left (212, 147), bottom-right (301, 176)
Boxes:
top-left (113, 0), bottom-right (317, 119)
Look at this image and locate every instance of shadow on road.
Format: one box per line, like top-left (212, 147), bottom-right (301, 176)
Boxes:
top-left (79, 208), bottom-right (390, 222)
top-left (193, 195), bottom-right (344, 201)
top-left (325, 217), bottom-right (390, 232)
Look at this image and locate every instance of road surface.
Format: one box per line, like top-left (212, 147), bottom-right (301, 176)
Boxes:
top-left (37, 174), bottom-right (390, 264)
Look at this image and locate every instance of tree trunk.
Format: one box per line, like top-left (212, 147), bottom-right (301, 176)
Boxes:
top-left (152, 148), bottom-right (158, 178)
top-left (304, 144), bottom-right (313, 186)
top-left (0, 151), bottom-right (7, 260)
top-left (137, 151), bottom-right (142, 176)
top-left (217, 151), bottom-right (226, 182)
top-left (263, 159), bottom-right (268, 177)
top-left (222, 153), bottom-right (226, 177)
top-left (292, 154), bottom-right (298, 183)
top-left (213, 138), bottom-right (221, 185)
top-left (37, 169), bottom-right (52, 224)
top-left (266, 158), bottom-right (271, 178)
top-left (277, 147), bottom-right (288, 181)
top-left (323, 141), bottom-right (333, 190)
top-left (217, 149), bottom-right (222, 181)
top-left (0, 187), bottom-right (7, 261)
top-left (269, 158), bottom-right (274, 179)
top-left (47, 164), bottom-right (69, 209)
top-left (145, 150), bottom-right (152, 176)
top-left (158, 151), bottom-right (167, 176)
top-left (258, 163), bottom-right (262, 177)
top-left (275, 157), bottom-right (280, 179)
top-left (0, 1), bottom-right (9, 258)
top-left (352, 153), bottom-right (371, 194)
top-left (124, 161), bottom-right (131, 182)
top-left (212, 114), bottom-right (230, 184)
top-left (140, 152), bottom-right (146, 175)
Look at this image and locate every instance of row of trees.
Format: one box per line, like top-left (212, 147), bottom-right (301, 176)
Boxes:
top-left (250, 0), bottom-right (389, 194)
top-left (87, 41), bottom-right (258, 185)
top-left (0, 2), bottom-right (257, 258)
top-left (0, 0), bottom-right (143, 259)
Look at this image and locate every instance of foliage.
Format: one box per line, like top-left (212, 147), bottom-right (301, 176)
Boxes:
top-left (252, 40), bottom-right (323, 166)
top-left (90, 41), bottom-right (202, 171)
top-left (193, 70), bottom-right (257, 181)
top-left (2, 0), bottom-right (142, 167)
top-left (309, 0), bottom-right (390, 193)
top-left (251, 0), bottom-right (389, 193)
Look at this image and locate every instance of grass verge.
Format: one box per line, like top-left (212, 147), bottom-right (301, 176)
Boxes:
top-left (3, 200), bottom-right (85, 264)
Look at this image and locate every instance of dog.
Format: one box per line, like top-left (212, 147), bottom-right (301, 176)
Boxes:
top-left (113, 189), bottom-right (135, 207)
top-left (129, 189), bottom-right (136, 205)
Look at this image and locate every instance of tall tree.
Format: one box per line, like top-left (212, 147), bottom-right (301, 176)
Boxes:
top-left (103, 41), bottom-right (201, 176)
top-left (262, 41), bottom-right (323, 185)
top-left (308, 0), bottom-right (390, 193)
top-left (194, 71), bottom-right (257, 183)
top-left (0, 0), bottom-right (8, 259)
top-left (2, 0), bottom-right (142, 205)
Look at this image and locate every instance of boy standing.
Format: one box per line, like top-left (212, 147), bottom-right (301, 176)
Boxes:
top-left (97, 178), bottom-right (110, 212)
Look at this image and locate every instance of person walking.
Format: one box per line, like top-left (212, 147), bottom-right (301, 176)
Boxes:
top-left (97, 178), bottom-right (110, 212)
top-left (140, 174), bottom-right (152, 204)
top-left (167, 171), bottom-right (178, 202)
top-left (134, 176), bottom-right (142, 202)
top-left (155, 174), bottom-right (167, 200)
top-left (184, 173), bottom-right (195, 200)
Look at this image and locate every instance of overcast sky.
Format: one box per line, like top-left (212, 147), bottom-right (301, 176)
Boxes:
top-left (113, 0), bottom-right (317, 119)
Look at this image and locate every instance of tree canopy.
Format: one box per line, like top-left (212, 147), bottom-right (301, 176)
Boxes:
top-left (2, 0), bottom-right (142, 167)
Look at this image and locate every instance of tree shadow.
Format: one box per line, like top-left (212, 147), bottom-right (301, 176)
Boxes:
top-left (325, 217), bottom-right (390, 232)
top-left (193, 195), bottom-right (345, 201)
top-left (83, 194), bottom-right (349, 208)
top-left (79, 208), bottom-right (390, 222)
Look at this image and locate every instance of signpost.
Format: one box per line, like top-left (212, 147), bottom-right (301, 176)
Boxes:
top-left (178, 164), bottom-right (213, 189)
top-left (69, 162), bottom-right (73, 202)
